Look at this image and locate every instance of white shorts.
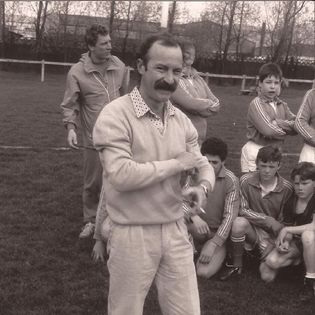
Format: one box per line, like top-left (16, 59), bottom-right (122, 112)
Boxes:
top-left (299, 143), bottom-right (315, 163)
top-left (241, 141), bottom-right (263, 172)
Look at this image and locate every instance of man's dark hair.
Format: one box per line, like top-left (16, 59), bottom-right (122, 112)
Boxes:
top-left (85, 24), bottom-right (109, 47)
top-left (258, 63), bottom-right (282, 82)
top-left (291, 162), bottom-right (315, 181)
top-left (256, 145), bottom-right (282, 164)
top-left (138, 32), bottom-right (181, 68)
top-left (201, 137), bottom-right (228, 162)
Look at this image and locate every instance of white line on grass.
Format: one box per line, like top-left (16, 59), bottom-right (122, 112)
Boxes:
top-left (0, 145), bottom-right (300, 156)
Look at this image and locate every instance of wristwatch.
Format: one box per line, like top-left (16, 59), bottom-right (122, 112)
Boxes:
top-left (199, 183), bottom-right (208, 198)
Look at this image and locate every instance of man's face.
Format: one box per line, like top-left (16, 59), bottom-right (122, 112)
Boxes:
top-left (257, 160), bottom-right (280, 182)
top-left (138, 41), bottom-right (183, 105)
top-left (293, 175), bottom-right (315, 200)
top-left (259, 75), bottom-right (281, 100)
top-left (89, 34), bottom-right (112, 62)
top-left (183, 47), bottom-right (195, 67)
top-left (205, 154), bottom-right (223, 177)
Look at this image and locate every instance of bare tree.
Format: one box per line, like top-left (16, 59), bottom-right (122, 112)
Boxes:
top-left (168, 1), bottom-right (177, 33)
top-left (33, 1), bottom-right (50, 58)
top-left (264, 0), bottom-right (306, 62)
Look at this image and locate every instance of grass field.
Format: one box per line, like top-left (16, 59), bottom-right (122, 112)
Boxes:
top-left (0, 70), bottom-right (314, 315)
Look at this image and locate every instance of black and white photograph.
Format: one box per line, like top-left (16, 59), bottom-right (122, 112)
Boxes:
top-left (0, 1), bottom-right (314, 314)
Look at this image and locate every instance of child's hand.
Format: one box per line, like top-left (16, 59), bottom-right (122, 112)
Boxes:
top-left (277, 240), bottom-right (289, 253)
top-left (191, 215), bottom-right (210, 235)
top-left (92, 240), bottom-right (106, 262)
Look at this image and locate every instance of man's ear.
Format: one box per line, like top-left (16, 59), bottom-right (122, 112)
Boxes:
top-left (137, 58), bottom-right (145, 75)
top-left (88, 44), bottom-right (94, 52)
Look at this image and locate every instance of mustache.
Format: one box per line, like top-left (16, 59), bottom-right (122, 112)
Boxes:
top-left (154, 80), bottom-right (177, 92)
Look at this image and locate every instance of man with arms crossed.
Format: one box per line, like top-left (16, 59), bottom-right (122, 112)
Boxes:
top-left (93, 33), bottom-right (215, 315)
top-left (61, 25), bottom-right (129, 238)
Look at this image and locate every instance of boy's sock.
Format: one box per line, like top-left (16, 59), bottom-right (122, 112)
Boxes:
top-left (231, 235), bottom-right (245, 267)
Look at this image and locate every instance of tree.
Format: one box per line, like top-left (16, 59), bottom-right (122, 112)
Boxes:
top-left (0, 1), bottom-right (5, 57)
top-left (33, 1), bottom-right (50, 58)
top-left (263, 0), bottom-right (306, 63)
top-left (168, 1), bottom-right (177, 33)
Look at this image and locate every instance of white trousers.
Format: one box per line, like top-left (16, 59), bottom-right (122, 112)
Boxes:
top-left (241, 141), bottom-right (264, 172)
top-left (299, 143), bottom-right (315, 163)
top-left (107, 219), bottom-right (200, 315)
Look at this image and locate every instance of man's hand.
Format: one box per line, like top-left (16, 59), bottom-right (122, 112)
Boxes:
top-left (265, 217), bottom-right (283, 237)
top-left (191, 215), bottom-right (210, 235)
top-left (276, 227), bottom-right (288, 247)
top-left (198, 240), bottom-right (217, 264)
top-left (182, 185), bottom-right (207, 209)
top-left (67, 129), bottom-right (79, 149)
top-left (91, 240), bottom-right (106, 262)
top-left (176, 152), bottom-right (199, 171)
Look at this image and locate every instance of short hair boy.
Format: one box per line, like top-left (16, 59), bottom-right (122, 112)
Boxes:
top-left (241, 63), bottom-right (296, 173)
top-left (220, 145), bottom-right (293, 280)
top-left (185, 137), bottom-right (239, 278)
top-left (261, 162), bottom-right (315, 301)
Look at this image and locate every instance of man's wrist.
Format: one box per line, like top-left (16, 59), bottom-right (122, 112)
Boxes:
top-left (199, 183), bottom-right (209, 198)
top-left (67, 123), bottom-right (76, 131)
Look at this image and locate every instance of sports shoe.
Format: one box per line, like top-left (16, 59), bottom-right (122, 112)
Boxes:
top-left (79, 222), bottom-right (95, 238)
top-left (299, 278), bottom-right (315, 302)
top-left (220, 265), bottom-right (242, 281)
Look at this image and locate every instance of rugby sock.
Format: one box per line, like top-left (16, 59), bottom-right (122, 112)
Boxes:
top-left (231, 235), bottom-right (245, 268)
top-left (305, 272), bottom-right (315, 279)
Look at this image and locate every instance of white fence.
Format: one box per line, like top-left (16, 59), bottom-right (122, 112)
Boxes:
top-left (0, 58), bottom-right (314, 89)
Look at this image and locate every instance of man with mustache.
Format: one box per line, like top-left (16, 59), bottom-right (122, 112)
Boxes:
top-left (60, 25), bottom-right (129, 238)
top-left (93, 33), bottom-right (215, 315)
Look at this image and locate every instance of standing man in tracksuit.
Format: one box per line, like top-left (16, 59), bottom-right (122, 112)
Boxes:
top-left (61, 24), bottom-right (129, 238)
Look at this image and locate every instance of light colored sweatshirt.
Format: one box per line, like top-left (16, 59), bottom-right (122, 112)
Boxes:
top-left (295, 89), bottom-right (315, 146)
top-left (171, 67), bottom-right (220, 143)
top-left (93, 87), bottom-right (215, 226)
top-left (60, 53), bottom-right (129, 144)
top-left (246, 95), bottom-right (296, 146)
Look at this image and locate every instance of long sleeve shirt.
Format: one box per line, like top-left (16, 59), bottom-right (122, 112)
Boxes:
top-left (60, 53), bottom-right (129, 145)
top-left (93, 87), bottom-right (215, 225)
top-left (246, 95), bottom-right (296, 146)
top-left (201, 167), bottom-right (239, 246)
top-left (171, 67), bottom-right (220, 143)
top-left (294, 89), bottom-right (315, 147)
top-left (239, 172), bottom-right (293, 232)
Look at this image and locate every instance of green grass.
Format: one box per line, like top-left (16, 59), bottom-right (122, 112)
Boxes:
top-left (0, 70), bottom-right (314, 314)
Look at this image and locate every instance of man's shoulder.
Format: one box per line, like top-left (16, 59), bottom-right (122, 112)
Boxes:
top-left (103, 94), bottom-right (131, 114)
top-left (110, 55), bottom-right (126, 68)
top-left (278, 175), bottom-right (294, 192)
top-left (240, 171), bottom-right (256, 185)
top-left (68, 61), bottom-right (84, 75)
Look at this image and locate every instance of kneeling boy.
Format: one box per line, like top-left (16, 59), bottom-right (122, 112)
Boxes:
top-left (221, 145), bottom-right (293, 280)
top-left (185, 137), bottom-right (240, 278)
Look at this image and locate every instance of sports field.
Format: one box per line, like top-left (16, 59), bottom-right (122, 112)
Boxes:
top-left (0, 70), bottom-right (313, 314)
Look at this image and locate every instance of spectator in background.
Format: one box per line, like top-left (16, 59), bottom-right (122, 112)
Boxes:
top-left (171, 40), bottom-right (220, 145)
top-left (60, 24), bottom-right (129, 238)
top-left (241, 63), bottom-right (296, 173)
top-left (184, 137), bottom-right (239, 279)
top-left (295, 88), bottom-right (315, 163)
top-left (92, 32), bottom-right (215, 315)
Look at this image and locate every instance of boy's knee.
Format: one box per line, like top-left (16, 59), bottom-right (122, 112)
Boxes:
top-left (301, 230), bottom-right (315, 246)
top-left (259, 262), bottom-right (277, 283)
top-left (232, 217), bottom-right (249, 235)
top-left (196, 265), bottom-right (213, 279)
